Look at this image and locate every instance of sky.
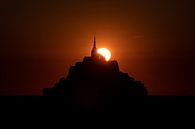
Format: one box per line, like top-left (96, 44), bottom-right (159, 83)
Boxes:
top-left (0, 0), bottom-right (194, 95)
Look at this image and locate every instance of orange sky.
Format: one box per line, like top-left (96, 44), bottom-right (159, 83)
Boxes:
top-left (0, 0), bottom-right (194, 95)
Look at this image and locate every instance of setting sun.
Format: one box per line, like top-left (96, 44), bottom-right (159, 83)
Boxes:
top-left (97, 48), bottom-right (111, 61)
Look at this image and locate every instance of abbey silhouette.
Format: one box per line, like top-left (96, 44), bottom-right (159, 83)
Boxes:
top-left (43, 36), bottom-right (148, 111)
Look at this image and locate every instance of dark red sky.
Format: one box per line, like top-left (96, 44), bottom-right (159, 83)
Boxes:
top-left (0, 0), bottom-right (194, 95)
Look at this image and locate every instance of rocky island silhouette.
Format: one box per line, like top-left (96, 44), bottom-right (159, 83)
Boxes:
top-left (43, 36), bottom-right (148, 111)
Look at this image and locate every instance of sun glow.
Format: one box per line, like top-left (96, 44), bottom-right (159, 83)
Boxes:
top-left (97, 48), bottom-right (111, 61)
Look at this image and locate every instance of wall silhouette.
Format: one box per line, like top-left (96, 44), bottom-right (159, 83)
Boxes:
top-left (43, 55), bottom-right (147, 111)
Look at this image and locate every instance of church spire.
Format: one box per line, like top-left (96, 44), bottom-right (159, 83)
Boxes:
top-left (93, 35), bottom-right (96, 49)
top-left (91, 35), bottom-right (97, 58)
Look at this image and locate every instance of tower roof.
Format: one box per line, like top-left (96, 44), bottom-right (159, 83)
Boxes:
top-left (93, 35), bottom-right (96, 48)
top-left (91, 35), bottom-right (97, 58)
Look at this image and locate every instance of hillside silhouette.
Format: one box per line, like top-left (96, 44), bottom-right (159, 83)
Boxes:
top-left (43, 37), bottom-right (148, 111)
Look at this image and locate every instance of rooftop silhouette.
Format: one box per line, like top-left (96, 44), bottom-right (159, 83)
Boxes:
top-left (43, 36), bottom-right (148, 111)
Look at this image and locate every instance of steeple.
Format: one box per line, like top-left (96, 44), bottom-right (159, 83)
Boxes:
top-left (91, 35), bottom-right (97, 57)
top-left (93, 35), bottom-right (96, 49)
top-left (91, 35), bottom-right (97, 58)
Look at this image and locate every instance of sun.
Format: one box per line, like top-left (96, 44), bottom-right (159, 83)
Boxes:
top-left (97, 48), bottom-right (111, 61)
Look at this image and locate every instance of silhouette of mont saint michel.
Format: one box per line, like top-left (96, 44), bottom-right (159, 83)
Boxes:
top-left (43, 36), bottom-right (148, 111)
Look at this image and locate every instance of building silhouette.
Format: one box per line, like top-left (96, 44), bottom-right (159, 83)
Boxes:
top-left (43, 36), bottom-right (148, 111)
